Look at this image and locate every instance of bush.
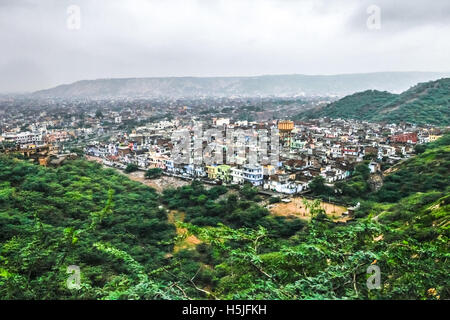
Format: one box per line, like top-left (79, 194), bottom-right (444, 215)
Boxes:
top-left (269, 196), bottom-right (281, 204)
top-left (124, 163), bottom-right (139, 173)
top-left (145, 168), bottom-right (163, 179)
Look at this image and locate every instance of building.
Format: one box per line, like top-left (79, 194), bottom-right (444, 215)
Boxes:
top-left (3, 131), bottom-right (43, 145)
top-left (391, 132), bottom-right (418, 144)
top-left (214, 118), bottom-right (230, 126)
top-left (278, 120), bottom-right (294, 146)
top-left (242, 164), bottom-right (263, 186)
top-left (231, 167), bottom-right (245, 184)
top-left (206, 165), bottom-right (218, 180)
top-left (216, 164), bottom-right (231, 183)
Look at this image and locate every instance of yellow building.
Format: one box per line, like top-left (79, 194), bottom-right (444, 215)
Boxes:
top-left (429, 135), bottom-right (442, 142)
top-left (278, 120), bottom-right (294, 146)
top-left (278, 120), bottom-right (294, 131)
top-left (207, 165), bottom-right (231, 182)
top-left (206, 166), bottom-right (218, 180)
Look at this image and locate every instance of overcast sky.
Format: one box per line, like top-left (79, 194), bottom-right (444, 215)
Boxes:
top-left (0, 0), bottom-right (449, 92)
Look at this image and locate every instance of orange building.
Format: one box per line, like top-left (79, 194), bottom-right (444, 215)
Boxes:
top-left (278, 120), bottom-right (294, 131)
top-left (278, 120), bottom-right (294, 145)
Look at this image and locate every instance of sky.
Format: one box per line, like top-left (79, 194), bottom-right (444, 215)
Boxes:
top-left (0, 0), bottom-right (449, 92)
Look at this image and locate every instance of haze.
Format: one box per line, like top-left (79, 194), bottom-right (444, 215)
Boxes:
top-left (0, 0), bottom-right (449, 93)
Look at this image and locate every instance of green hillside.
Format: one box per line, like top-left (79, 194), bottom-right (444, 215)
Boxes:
top-left (374, 134), bottom-right (450, 203)
top-left (295, 78), bottom-right (450, 126)
top-left (0, 135), bottom-right (448, 300)
top-left (0, 159), bottom-right (176, 299)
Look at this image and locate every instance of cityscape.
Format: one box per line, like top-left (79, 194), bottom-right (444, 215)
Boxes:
top-left (1, 101), bottom-right (443, 199)
top-left (0, 0), bottom-right (448, 310)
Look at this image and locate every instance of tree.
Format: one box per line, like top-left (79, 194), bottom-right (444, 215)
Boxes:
top-left (95, 110), bottom-right (103, 119)
top-left (414, 144), bottom-right (426, 154)
top-left (145, 168), bottom-right (163, 179)
top-left (70, 148), bottom-right (84, 157)
top-left (269, 196), bottom-right (281, 204)
top-left (309, 176), bottom-right (332, 196)
top-left (240, 183), bottom-right (259, 200)
top-left (354, 163), bottom-right (370, 181)
top-left (124, 163), bottom-right (139, 173)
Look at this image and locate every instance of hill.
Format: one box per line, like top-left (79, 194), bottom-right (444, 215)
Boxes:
top-left (295, 78), bottom-right (450, 126)
top-left (32, 72), bottom-right (450, 99)
top-left (0, 135), bottom-right (448, 299)
top-left (177, 135), bottom-right (450, 299)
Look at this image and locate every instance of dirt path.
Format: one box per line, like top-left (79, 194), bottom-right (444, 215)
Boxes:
top-left (85, 155), bottom-right (190, 192)
top-left (167, 210), bottom-right (202, 253)
top-left (124, 171), bottom-right (190, 193)
top-left (269, 197), bottom-right (350, 222)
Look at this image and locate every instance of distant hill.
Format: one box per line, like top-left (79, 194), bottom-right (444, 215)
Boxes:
top-left (295, 78), bottom-right (450, 126)
top-left (32, 72), bottom-right (450, 99)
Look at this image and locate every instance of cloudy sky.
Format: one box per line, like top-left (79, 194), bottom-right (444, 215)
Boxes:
top-left (0, 0), bottom-right (449, 92)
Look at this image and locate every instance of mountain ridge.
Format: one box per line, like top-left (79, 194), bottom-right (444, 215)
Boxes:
top-left (32, 72), bottom-right (450, 99)
top-left (295, 78), bottom-right (450, 126)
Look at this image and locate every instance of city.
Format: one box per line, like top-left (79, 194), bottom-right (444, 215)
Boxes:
top-left (0, 0), bottom-right (448, 308)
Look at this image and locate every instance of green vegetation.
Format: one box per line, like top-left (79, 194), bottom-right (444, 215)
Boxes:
top-left (162, 182), bottom-right (305, 237)
top-left (308, 163), bottom-right (371, 204)
top-left (334, 163), bottom-right (371, 203)
top-left (145, 168), bottom-right (163, 179)
top-left (295, 78), bottom-right (450, 126)
top-left (268, 196), bottom-right (281, 204)
top-left (374, 138), bottom-right (450, 203)
top-left (0, 158), bottom-right (175, 299)
top-left (297, 90), bottom-right (395, 121)
top-left (309, 176), bottom-right (333, 197)
top-left (0, 135), bottom-right (448, 300)
top-left (124, 163), bottom-right (139, 173)
top-left (95, 109), bottom-right (103, 119)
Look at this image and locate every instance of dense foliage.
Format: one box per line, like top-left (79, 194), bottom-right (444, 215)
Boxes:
top-left (0, 135), bottom-right (448, 300)
top-left (295, 78), bottom-right (450, 126)
top-left (0, 159), bottom-right (175, 299)
top-left (145, 168), bottom-right (163, 179)
top-left (124, 163), bottom-right (139, 173)
top-left (162, 182), bottom-right (305, 238)
top-left (374, 143), bottom-right (450, 203)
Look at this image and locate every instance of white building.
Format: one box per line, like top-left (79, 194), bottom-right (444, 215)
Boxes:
top-left (215, 118), bottom-right (230, 126)
top-left (242, 164), bottom-right (263, 186)
top-left (3, 131), bottom-right (43, 145)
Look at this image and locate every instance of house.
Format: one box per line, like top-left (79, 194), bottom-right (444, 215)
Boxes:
top-left (214, 118), bottom-right (230, 126)
top-left (118, 145), bottom-right (130, 157)
top-left (429, 134), bottom-right (442, 142)
top-left (242, 164), bottom-right (263, 186)
top-left (368, 161), bottom-right (381, 173)
top-left (264, 175), bottom-right (308, 194)
top-left (231, 167), bottom-right (245, 184)
top-left (206, 165), bottom-right (218, 180)
top-left (290, 138), bottom-right (306, 150)
top-left (164, 159), bottom-right (175, 173)
top-left (262, 164), bottom-right (276, 178)
top-left (391, 132), bottom-right (418, 144)
top-left (216, 165), bottom-right (231, 183)
top-left (149, 154), bottom-right (168, 169)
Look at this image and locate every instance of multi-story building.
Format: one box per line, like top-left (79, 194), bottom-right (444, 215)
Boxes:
top-left (242, 164), bottom-right (263, 186)
top-left (3, 131), bottom-right (43, 145)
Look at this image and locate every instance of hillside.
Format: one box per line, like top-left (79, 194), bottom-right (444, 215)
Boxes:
top-left (32, 72), bottom-right (450, 99)
top-left (0, 159), bottom-right (177, 299)
top-left (375, 134), bottom-right (450, 202)
top-left (295, 78), bottom-right (450, 126)
top-left (0, 135), bottom-right (448, 300)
